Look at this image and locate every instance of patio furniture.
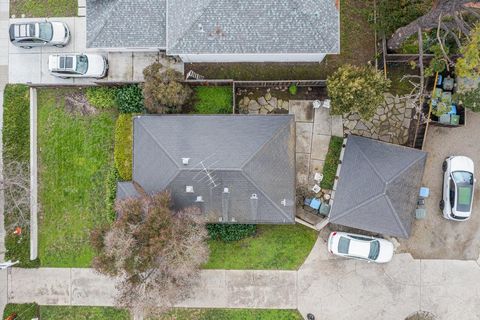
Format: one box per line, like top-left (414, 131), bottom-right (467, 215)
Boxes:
top-left (312, 100), bottom-right (322, 109)
top-left (312, 184), bottom-right (321, 193)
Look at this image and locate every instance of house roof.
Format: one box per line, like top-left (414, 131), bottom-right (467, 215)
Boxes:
top-left (86, 0), bottom-right (339, 54)
top-left (329, 135), bottom-right (427, 238)
top-left (167, 0), bottom-right (340, 55)
top-left (119, 115), bottom-right (296, 224)
top-left (116, 182), bottom-right (140, 200)
top-left (86, 0), bottom-right (166, 49)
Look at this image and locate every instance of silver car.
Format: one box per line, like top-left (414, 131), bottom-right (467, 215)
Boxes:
top-left (48, 54), bottom-right (108, 79)
top-left (9, 21), bottom-right (70, 49)
top-left (441, 156), bottom-right (475, 221)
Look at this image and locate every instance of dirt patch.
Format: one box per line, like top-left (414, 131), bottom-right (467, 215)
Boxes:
top-left (397, 110), bottom-right (480, 260)
top-left (64, 92), bottom-right (98, 116)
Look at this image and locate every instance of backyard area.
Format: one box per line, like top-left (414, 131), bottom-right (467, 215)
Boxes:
top-left (185, 0), bottom-right (375, 80)
top-left (37, 88), bottom-right (116, 267)
top-left (9, 0), bottom-right (77, 17)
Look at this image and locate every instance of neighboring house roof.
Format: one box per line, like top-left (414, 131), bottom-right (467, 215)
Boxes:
top-left (86, 0), bottom-right (166, 49)
top-left (329, 135), bottom-right (427, 238)
top-left (86, 0), bottom-right (339, 54)
top-left (167, 0), bottom-right (340, 55)
top-left (118, 115), bottom-right (296, 224)
top-left (116, 182), bottom-right (140, 200)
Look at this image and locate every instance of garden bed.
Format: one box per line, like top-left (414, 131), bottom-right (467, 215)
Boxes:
top-left (320, 137), bottom-right (344, 190)
top-left (204, 224), bottom-right (317, 270)
top-left (192, 86), bottom-right (233, 114)
top-left (37, 88), bottom-right (116, 267)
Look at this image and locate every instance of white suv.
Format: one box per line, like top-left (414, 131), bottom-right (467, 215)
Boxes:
top-left (48, 54), bottom-right (108, 78)
top-left (441, 156), bottom-right (475, 221)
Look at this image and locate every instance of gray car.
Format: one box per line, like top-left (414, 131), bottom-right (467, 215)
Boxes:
top-left (9, 21), bottom-right (70, 49)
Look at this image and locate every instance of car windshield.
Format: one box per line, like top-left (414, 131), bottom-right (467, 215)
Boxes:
top-left (338, 237), bottom-right (350, 254)
top-left (38, 22), bottom-right (53, 41)
top-left (452, 171), bottom-right (473, 212)
top-left (368, 240), bottom-right (380, 260)
top-left (76, 55), bottom-right (88, 74)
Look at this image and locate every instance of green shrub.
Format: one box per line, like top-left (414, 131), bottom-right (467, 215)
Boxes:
top-left (5, 232), bottom-right (40, 268)
top-left (454, 88), bottom-right (480, 112)
top-left (3, 84), bottom-right (30, 162)
top-left (288, 84), bottom-right (298, 95)
top-left (116, 85), bottom-right (144, 113)
top-left (86, 86), bottom-right (117, 109)
top-left (114, 114), bottom-right (133, 180)
top-left (105, 166), bottom-right (120, 221)
top-left (193, 86), bottom-right (233, 114)
top-left (3, 303), bottom-right (39, 319)
top-left (207, 224), bottom-right (257, 242)
top-left (320, 136), bottom-right (344, 190)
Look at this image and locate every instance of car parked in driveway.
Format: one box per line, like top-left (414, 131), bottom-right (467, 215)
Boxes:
top-left (9, 21), bottom-right (70, 49)
top-left (48, 54), bottom-right (108, 79)
top-left (441, 156), bottom-right (475, 221)
top-left (327, 232), bottom-right (394, 263)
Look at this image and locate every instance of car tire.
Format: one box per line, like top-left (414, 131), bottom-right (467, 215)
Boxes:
top-left (439, 200), bottom-right (445, 210)
top-left (54, 44), bottom-right (65, 48)
top-left (21, 46), bottom-right (32, 49)
top-left (442, 161), bottom-right (448, 172)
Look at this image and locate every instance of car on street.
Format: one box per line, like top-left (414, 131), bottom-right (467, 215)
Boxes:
top-left (441, 156), bottom-right (475, 221)
top-left (327, 231), bottom-right (394, 263)
top-left (48, 54), bottom-right (108, 78)
top-left (9, 21), bottom-right (70, 49)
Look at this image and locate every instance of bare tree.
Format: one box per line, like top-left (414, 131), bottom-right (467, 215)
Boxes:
top-left (1, 160), bottom-right (30, 230)
top-left (91, 191), bottom-right (209, 316)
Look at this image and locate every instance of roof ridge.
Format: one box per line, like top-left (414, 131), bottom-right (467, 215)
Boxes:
top-left (384, 194), bottom-right (409, 238)
top-left (331, 193), bottom-right (385, 221)
top-left (87, 0), bottom-right (122, 47)
top-left (385, 153), bottom-right (426, 184)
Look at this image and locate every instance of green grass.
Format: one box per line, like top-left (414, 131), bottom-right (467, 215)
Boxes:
top-left (37, 89), bottom-right (116, 267)
top-left (10, 0), bottom-right (77, 18)
top-left (320, 136), bottom-right (344, 190)
top-left (193, 86), bottom-right (233, 114)
top-left (205, 224), bottom-right (317, 270)
top-left (186, 0), bottom-right (375, 80)
top-left (3, 304), bottom-right (130, 320)
top-left (3, 84), bottom-right (30, 162)
top-left (114, 114), bottom-right (133, 180)
top-left (157, 308), bottom-right (303, 320)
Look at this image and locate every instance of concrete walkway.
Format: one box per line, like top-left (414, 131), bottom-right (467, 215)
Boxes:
top-left (7, 236), bottom-right (480, 320)
top-left (0, 0), bottom-right (9, 316)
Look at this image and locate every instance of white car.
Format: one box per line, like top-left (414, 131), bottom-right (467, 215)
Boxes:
top-left (48, 54), bottom-right (108, 78)
top-left (441, 156), bottom-right (475, 221)
top-left (9, 21), bottom-right (70, 48)
top-left (327, 232), bottom-right (394, 263)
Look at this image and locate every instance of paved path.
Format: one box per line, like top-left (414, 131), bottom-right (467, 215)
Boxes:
top-left (0, 0), bottom-right (9, 316)
top-left (7, 236), bottom-right (480, 320)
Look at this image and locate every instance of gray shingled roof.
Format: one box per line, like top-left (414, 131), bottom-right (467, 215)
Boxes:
top-left (118, 115), bottom-right (296, 224)
top-left (86, 0), bottom-right (166, 49)
top-left (329, 135), bottom-right (427, 238)
top-left (86, 0), bottom-right (339, 54)
top-left (116, 182), bottom-right (140, 201)
top-left (167, 0), bottom-right (339, 55)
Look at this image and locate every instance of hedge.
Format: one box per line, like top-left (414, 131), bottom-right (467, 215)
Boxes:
top-left (114, 114), bottom-right (133, 180)
top-left (207, 224), bottom-right (257, 242)
top-left (193, 86), bottom-right (233, 114)
top-left (86, 86), bottom-right (117, 110)
top-left (105, 166), bottom-right (120, 221)
top-left (3, 84), bottom-right (30, 162)
top-left (320, 136), bottom-right (344, 190)
top-left (116, 85), bottom-right (144, 113)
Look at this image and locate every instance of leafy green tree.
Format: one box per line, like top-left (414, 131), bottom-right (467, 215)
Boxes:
top-left (327, 64), bottom-right (391, 120)
top-left (456, 25), bottom-right (480, 80)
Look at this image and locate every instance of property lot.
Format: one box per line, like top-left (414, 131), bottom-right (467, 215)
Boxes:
top-left (398, 110), bottom-right (480, 260)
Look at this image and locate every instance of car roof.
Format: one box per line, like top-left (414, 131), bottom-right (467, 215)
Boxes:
top-left (51, 55), bottom-right (76, 71)
top-left (347, 239), bottom-right (371, 258)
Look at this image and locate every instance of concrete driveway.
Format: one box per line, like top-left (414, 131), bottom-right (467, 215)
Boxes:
top-left (398, 110), bottom-right (480, 260)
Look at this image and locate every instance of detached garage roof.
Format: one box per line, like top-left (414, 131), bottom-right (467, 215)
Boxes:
top-left (118, 115), bottom-right (296, 224)
top-left (86, 0), bottom-right (339, 54)
top-left (329, 135), bottom-right (427, 238)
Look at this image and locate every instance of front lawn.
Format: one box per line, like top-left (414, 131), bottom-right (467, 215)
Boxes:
top-left (158, 308), bottom-right (303, 320)
top-left (3, 304), bottom-right (130, 320)
top-left (192, 86), bottom-right (233, 114)
top-left (10, 0), bottom-right (77, 18)
top-left (205, 224), bottom-right (317, 270)
top-left (37, 88), bottom-right (116, 267)
top-left (320, 136), bottom-right (344, 190)
top-left (186, 0), bottom-right (375, 80)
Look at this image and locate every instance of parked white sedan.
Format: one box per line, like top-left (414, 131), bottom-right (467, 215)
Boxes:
top-left (48, 54), bottom-right (108, 78)
top-left (327, 232), bottom-right (394, 263)
top-left (441, 156), bottom-right (475, 221)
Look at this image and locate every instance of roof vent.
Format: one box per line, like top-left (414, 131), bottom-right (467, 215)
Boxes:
top-left (218, 217), bottom-right (223, 222)
top-left (281, 199), bottom-right (287, 206)
top-left (186, 186), bottom-right (194, 193)
top-left (223, 187), bottom-right (229, 193)
top-left (197, 23), bottom-right (205, 32)
top-left (231, 217), bottom-right (236, 222)
top-left (250, 193), bottom-right (258, 200)
top-left (182, 158), bottom-right (190, 165)
top-left (195, 196), bottom-right (204, 202)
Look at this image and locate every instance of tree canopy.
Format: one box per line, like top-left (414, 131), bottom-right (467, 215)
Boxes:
top-left (456, 24), bottom-right (480, 80)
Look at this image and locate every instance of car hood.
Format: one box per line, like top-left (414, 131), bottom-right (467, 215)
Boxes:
top-left (84, 54), bottom-right (106, 77)
top-left (51, 22), bottom-right (67, 42)
top-left (450, 156), bottom-right (474, 173)
top-left (375, 239), bottom-right (394, 263)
